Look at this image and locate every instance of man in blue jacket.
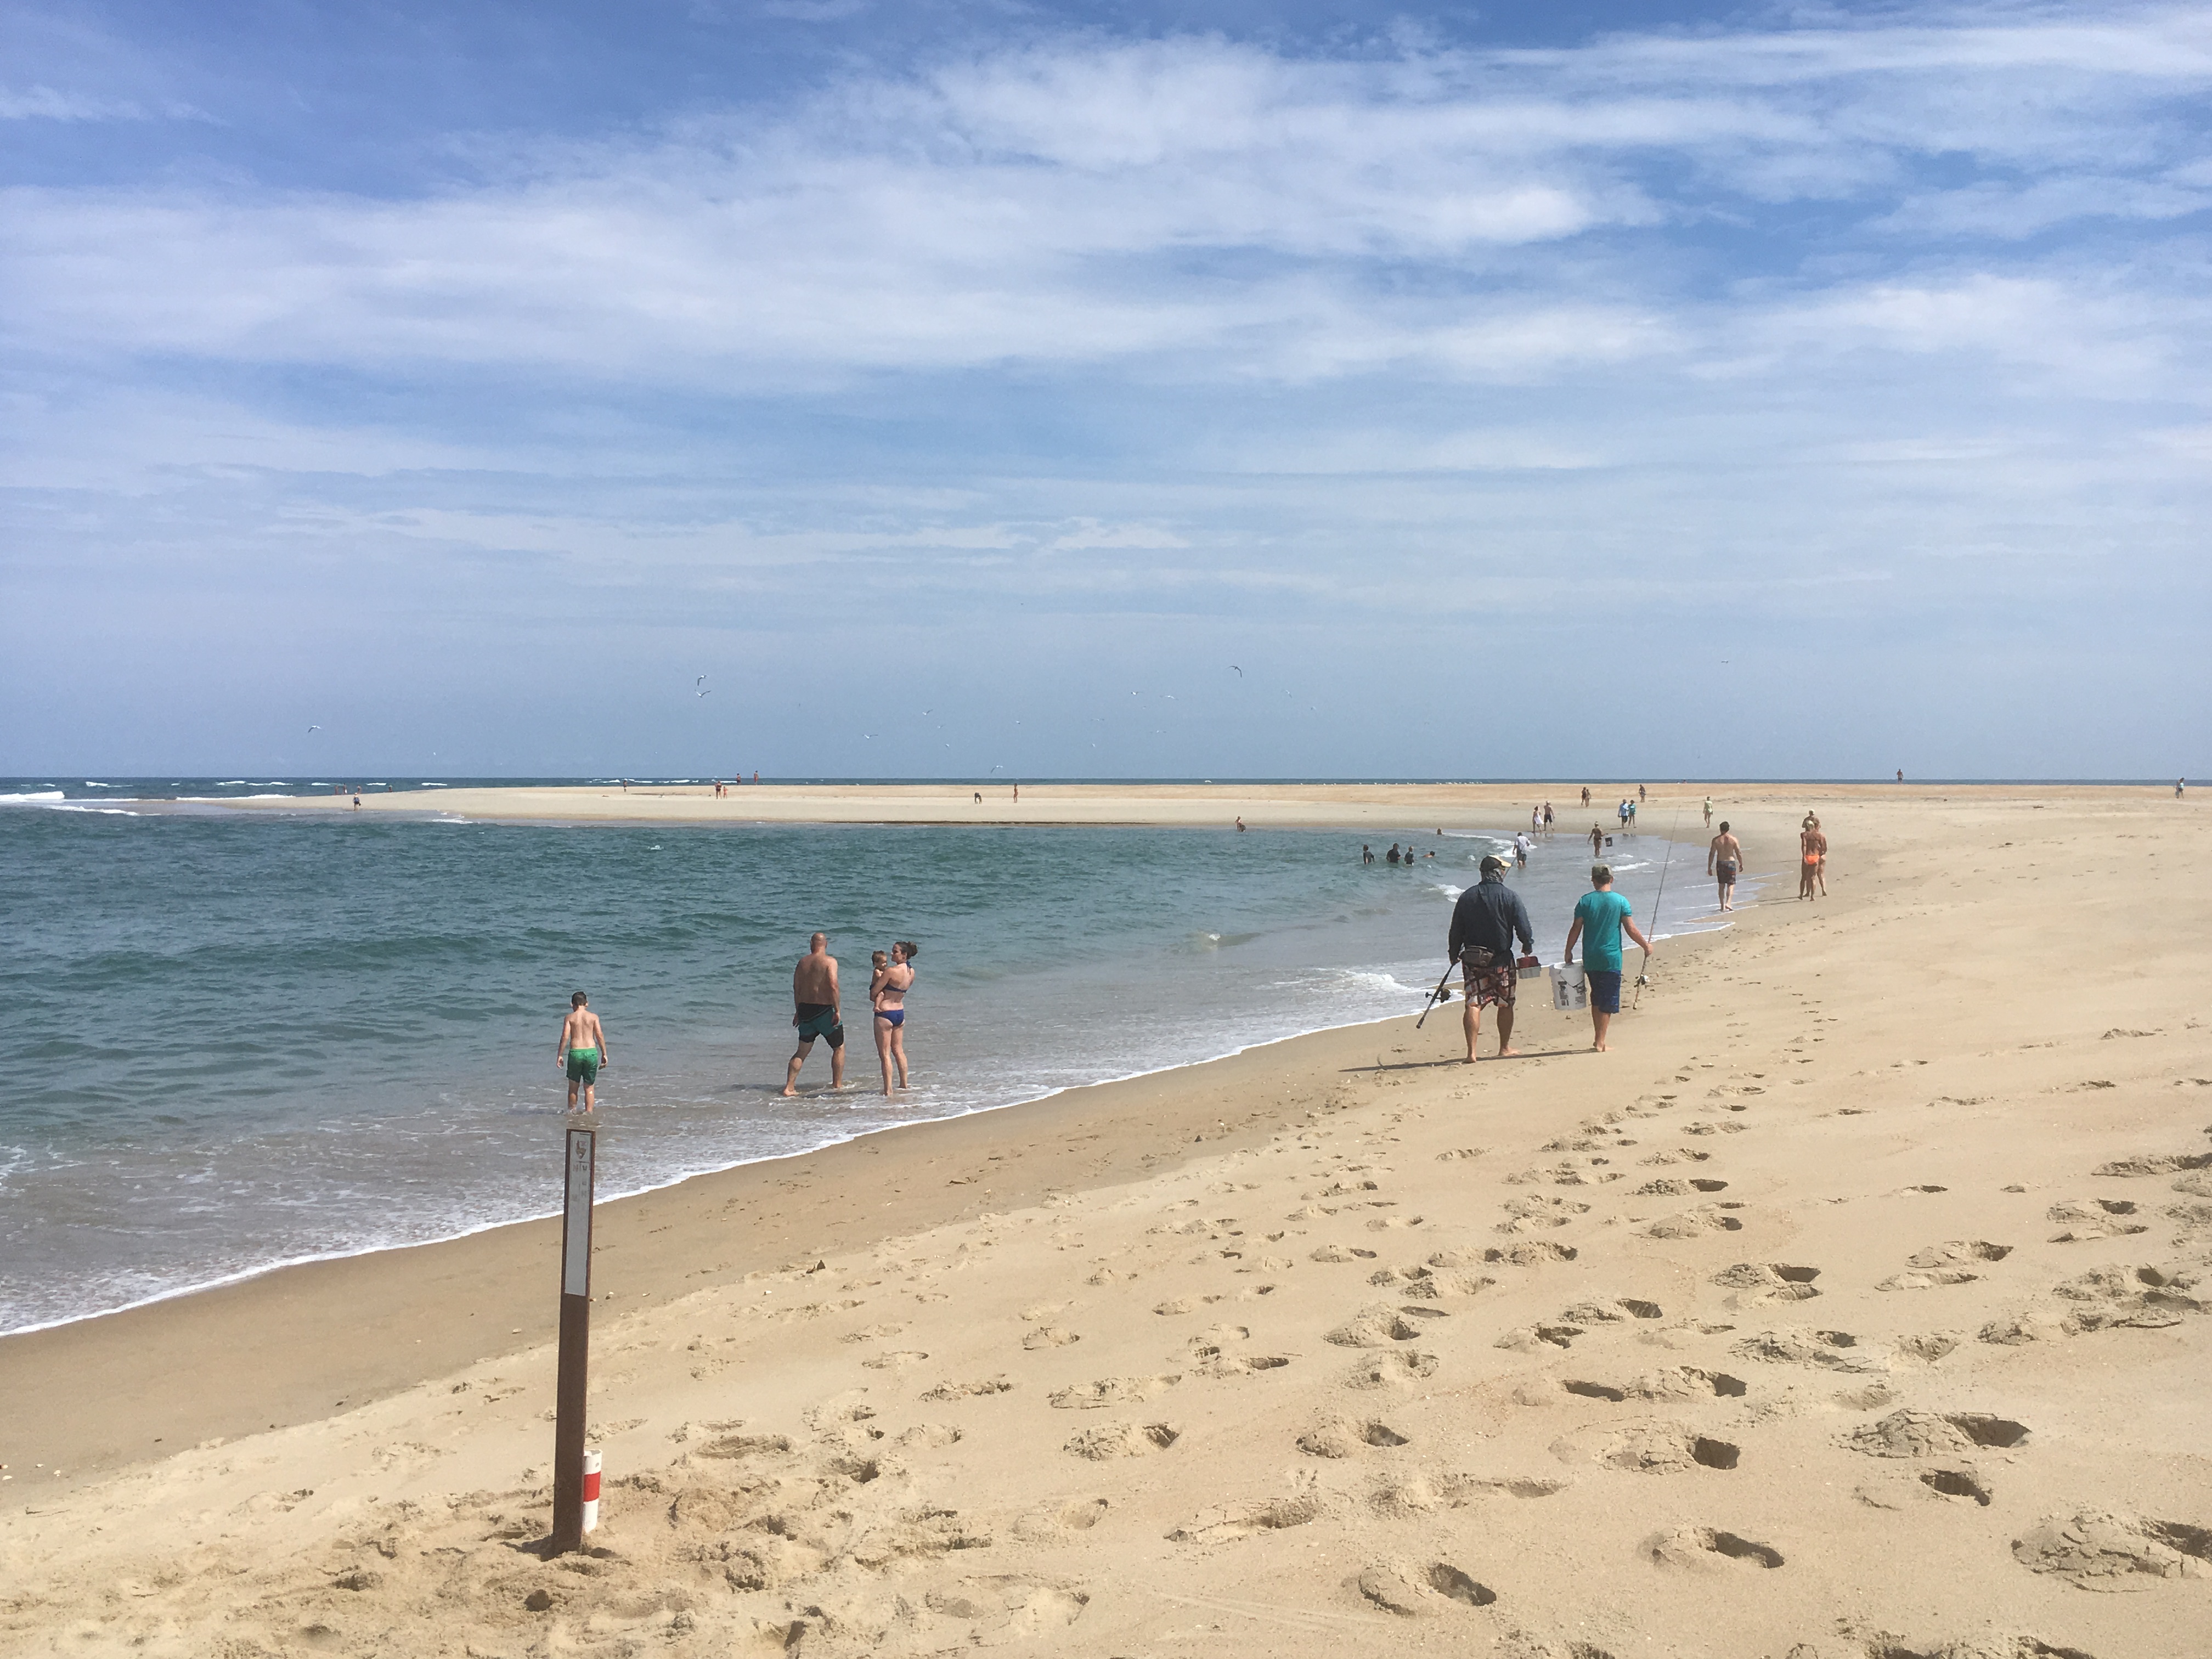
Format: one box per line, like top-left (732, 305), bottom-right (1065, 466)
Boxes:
top-left (1447, 855), bottom-right (1536, 1062)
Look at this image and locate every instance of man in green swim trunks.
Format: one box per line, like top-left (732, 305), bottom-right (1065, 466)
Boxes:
top-left (557, 991), bottom-right (610, 1111)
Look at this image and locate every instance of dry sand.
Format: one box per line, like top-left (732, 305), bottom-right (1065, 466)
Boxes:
top-left (3, 786), bottom-right (2209, 1659)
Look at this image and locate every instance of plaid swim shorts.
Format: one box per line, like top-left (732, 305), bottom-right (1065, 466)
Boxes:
top-left (1462, 950), bottom-right (1517, 1009)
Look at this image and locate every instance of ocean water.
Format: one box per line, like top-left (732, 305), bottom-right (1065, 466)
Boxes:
top-left (0, 781), bottom-right (1737, 1334)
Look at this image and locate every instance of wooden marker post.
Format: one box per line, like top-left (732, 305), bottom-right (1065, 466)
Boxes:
top-left (551, 1124), bottom-right (596, 1554)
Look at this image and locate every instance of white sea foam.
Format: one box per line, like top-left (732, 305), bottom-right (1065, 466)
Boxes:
top-left (83, 781), bottom-right (120, 787)
top-left (0, 791), bottom-right (65, 804)
top-left (419, 782), bottom-right (449, 787)
top-left (51, 805), bottom-right (140, 816)
top-left (216, 780), bottom-right (246, 786)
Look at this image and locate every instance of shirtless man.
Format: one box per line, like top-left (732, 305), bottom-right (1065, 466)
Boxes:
top-left (556, 991), bottom-right (610, 1112)
top-left (1708, 821), bottom-right (1744, 911)
top-left (1799, 817), bottom-right (1828, 899)
top-left (782, 933), bottom-right (846, 1094)
top-left (1588, 822), bottom-right (1604, 857)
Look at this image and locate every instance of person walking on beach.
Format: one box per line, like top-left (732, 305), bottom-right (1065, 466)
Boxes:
top-left (2178, 778), bottom-right (2187, 798)
top-left (1708, 821), bottom-right (1744, 912)
top-left (1638, 783), bottom-right (1646, 804)
top-left (1448, 855), bottom-right (1534, 1062)
top-left (1588, 822), bottom-right (1604, 856)
top-left (782, 933), bottom-right (846, 1094)
top-left (1798, 817), bottom-right (1827, 899)
top-left (1581, 786), bottom-right (1591, 807)
top-left (1702, 795), bottom-right (1713, 829)
top-left (1514, 831), bottom-right (1532, 868)
top-left (557, 992), bottom-right (610, 1113)
top-left (869, 941), bottom-right (917, 1096)
top-left (1562, 865), bottom-right (1652, 1053)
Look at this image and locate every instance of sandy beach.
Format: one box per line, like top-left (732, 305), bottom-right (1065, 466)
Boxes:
top-left (3, 785), bottom-right (2208, 1658)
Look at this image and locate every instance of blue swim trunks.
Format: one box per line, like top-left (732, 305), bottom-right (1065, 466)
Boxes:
top-left (794, 1003), bottom-right (845, 1048)
top-left (1585, 970), bottom-right (1622, 1014)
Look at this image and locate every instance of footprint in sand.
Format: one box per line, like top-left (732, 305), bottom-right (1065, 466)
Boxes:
top-left (1709, 1263), bottom-right (1821, 1303)
top-left (1356, 1559), bottom-right (1496, 1616)
top-left (861, 1349), bottom-right (932, 1370)
top-left (1048, 1375), bottom-right (1180, 1409)
top-left (1729, 1329), bottom-right (1876, 1372)
top-left (1167, 1486), bottom-right (1322, 1543)
top-left (1062, 1421), bottom-right (1178, 1459)
top-left (2048, 1262), bottom-right (2205, 1331)
top-left (1638, 1526), bottom-right (1782, 1570)
top-left (1327, 1303), bottom-right (1451, 1347)
top-left (1021, 1327), bottom-right (1081, 1350)
top-left (1558, 1367), bottom-right (1745, 1403)
top-left (2095, 1150), bottom-right (2212, 1177)
top-left (1556, 1423), bottom-right (1741, 1473)
top-left (1342, 1351), bottom-right (1440, 1389)
top-left (1559, 1298), bottom-right (1663, 1324)
top-left (919, 1377), bottom-right (1014, 1401)
top-left (1843, 1409), bottom-right (2028, 1458)
top-left (2013, 1509), bottom-right (2212, 1588)
top-left (2046, 1199), bottom-right (2148, 1243)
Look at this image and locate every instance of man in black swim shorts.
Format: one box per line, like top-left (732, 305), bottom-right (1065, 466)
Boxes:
top-left (782, 931), bottom-right (847, 1094)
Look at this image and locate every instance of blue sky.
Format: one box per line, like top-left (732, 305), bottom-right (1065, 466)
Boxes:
top-left (4, 0), bottom-right (2207, 779)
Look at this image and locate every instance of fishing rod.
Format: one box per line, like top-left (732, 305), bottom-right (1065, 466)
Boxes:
top-left (1633, 803), bottom-right (1684, 1009)
top-left (1414, 961), bottom-right (1456, 1030)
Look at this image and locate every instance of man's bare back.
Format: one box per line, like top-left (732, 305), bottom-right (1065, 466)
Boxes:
top-left (784, 932), bottom-right (846, 1094)
top-left (793, 949), bottom-right (838, 1007)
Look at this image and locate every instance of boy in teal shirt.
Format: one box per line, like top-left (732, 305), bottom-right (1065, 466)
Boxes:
top-left (1563, 864), bottom-right (1654, 1052)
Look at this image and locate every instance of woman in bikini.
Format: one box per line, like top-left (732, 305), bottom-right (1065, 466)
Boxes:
top-left (870, 941), bottom-right (918, 1096)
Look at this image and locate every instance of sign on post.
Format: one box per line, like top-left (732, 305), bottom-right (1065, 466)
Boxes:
top-left (551, 1125), bottom-right (595, 1553)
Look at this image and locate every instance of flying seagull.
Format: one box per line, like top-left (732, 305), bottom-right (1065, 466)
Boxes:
top-left (695, 675), bottom-right (710, 698)
top-left (1231, 665), bottom-right (1243, 676)
top-left (307, 725), bottom-right (321, 732)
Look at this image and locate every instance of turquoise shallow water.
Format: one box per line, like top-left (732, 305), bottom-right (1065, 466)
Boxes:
top-left (0, 781), bottom-right (1730, 1333)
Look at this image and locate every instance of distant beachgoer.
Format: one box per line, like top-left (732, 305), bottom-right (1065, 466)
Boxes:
top-left (351, 788), bottom-right (361, 809)
top-left (1542, 802), bottom-right (1554, 831)
top-left (1387, 843), bottom-right (1401, 865)
top-left (783, 933), bottom-right (846, 1094)
top-left (1588, 823), bottom-right (1604, 856)
top-left (1897, 769), bottom-right (1904, 783)
top-left (1448, 854), bottom-right (1534, 1062)
top-left (2177, 778), bottom-right (2186, 798)
top-left (974, 791), bottom-right (982, 804)
top-left (1702, 795), bottom-right (1713, 829)
top-left (1708, 821), bottom-right (1743, 912)
top-left (1638, 783), bottom-right (1646, 803)
top-left (1617, 799), bottom-right (1629, 828)
top-left (1530, 806), bottom-right (1540, 834)
top-left (1362, 844), bottom-right (1374, 864)
top-left (753, 771), bottom-right (759, 783)
top-left (1581, 786), bottom-right (1591, 807)
top-left (1799, 818), bottom-right (1827, 900)
top-left (1013, 785), bottom-right (1019, 803)
top-left (1235, 816), bottom-right (1246, 832)
top-left (557, 991), bottom-right (609, 1112)
top-left (870, 941), bottom-right (917, 1097)
top-left (1563, 864), bottom-right (1653, 1053)
top-left (1514, 831), bottom-right (1532, 868)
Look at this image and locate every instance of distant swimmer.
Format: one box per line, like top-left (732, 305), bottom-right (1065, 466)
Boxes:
top-left (1387, 843), bottom-right (1402, 865)
top-left (1799, 816), bottom-right (1827, 900)
top-left (1708, 821), bottom-right (1744, 912)
top-left (1448, 854), bottom-right (1535, 1061)
top-left (783, 932), bottom-right (847, 1094)
top-left (870, 941), bottom-right (917, 1097)
top-left (1362, 844), bottom-right (1374, 864)
top-left (557, 991), bottom-right (610, 1112)
top-left (1563, 863), bottom-right (1653, 1054)
top-left (1235, 816), bottom-right (1246, 831)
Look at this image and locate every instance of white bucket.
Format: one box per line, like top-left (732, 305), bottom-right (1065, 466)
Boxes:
top-left (582, 1449), bottom-right (602, 1533)
top-left (1548, 963), bottom-right (1587, 1011)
